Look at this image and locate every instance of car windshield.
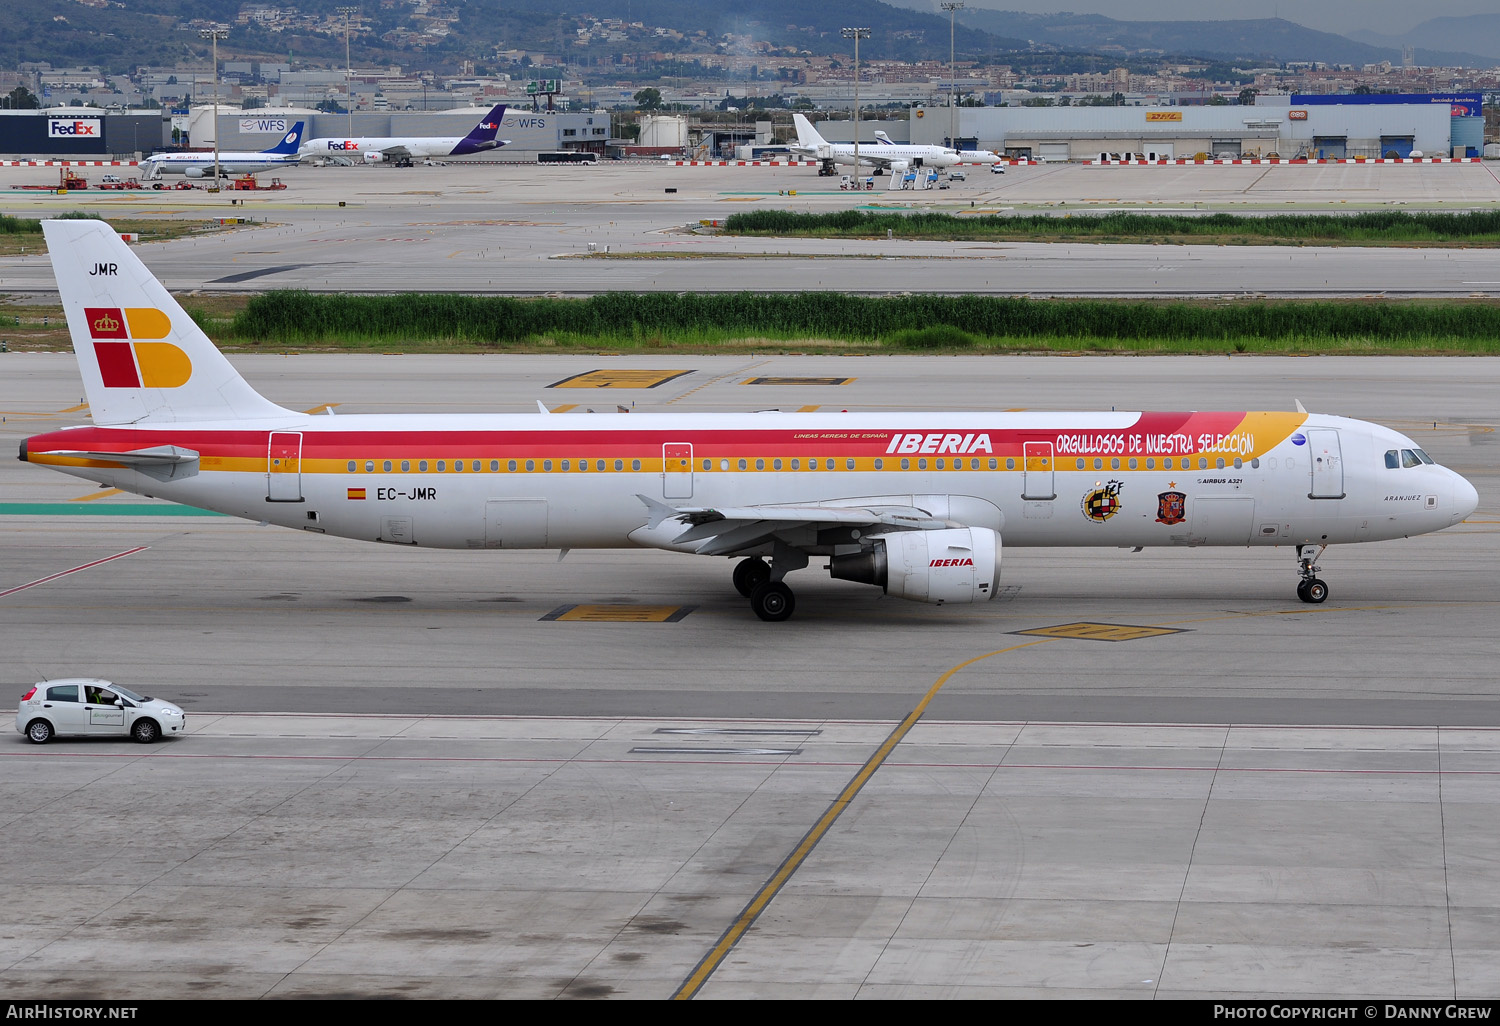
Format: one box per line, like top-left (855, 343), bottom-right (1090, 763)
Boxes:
top-left (111, 685), bottom-right (148, 702)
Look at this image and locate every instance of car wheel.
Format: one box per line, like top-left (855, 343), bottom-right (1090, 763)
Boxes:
top-left (131, 719), bottom-right (160, 744)
top-left (25, 719), bottom-right (53, 745)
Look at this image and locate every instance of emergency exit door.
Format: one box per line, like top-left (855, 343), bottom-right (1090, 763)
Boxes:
top-left (663, 443), bottom-right (693, 499)
top-left (1022, 441), bottom-right (1056, 500)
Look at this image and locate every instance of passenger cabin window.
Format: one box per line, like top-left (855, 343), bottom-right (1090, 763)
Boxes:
top-left (47, 685), bottom-right (80, 702)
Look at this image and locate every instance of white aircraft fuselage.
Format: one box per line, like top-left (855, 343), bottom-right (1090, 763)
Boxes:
top-left (25, 410), bottom-right (1471, 551)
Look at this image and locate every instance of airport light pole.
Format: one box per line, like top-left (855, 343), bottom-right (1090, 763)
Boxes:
top-left (199, 27), bottom-right (228, 189)
top-left (940, 2), bottom-right (964, 149)
top-left (338, 6), bottom-right (358, 138)
top-left (841, 27), bottom-right (870, 181)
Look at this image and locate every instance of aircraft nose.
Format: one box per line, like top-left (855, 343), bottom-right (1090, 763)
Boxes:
top-left (1453, 474), bottom-right (1479, 523)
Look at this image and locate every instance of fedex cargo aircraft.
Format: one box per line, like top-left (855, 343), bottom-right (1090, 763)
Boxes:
top-left (20, 220), bottom-right (1479, 621)
top-left (299, 104), bottom-right (508, 165)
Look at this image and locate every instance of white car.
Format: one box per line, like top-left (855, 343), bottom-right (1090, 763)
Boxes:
top-left (948, 169), bottom-right (966, 181)
top-left (990, 163), bottom-right (1006, 174)
top-left (16, 678), bottom-right (185, 745)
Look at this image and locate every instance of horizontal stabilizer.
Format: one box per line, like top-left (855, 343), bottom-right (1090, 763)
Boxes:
top-left (32, 444), bottom-right (200, 466)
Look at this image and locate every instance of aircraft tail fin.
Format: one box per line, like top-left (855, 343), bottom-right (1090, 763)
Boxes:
top-left (792, 113), bottom-right (827, 151)
top-left (873, 130), bottom-right (895, 146)
top-left (43, 219), bottom-right (293, 426)
top-left (453, 104), bottom-right (507, 154)
top-left (262, 121), bottom-right (305, 155)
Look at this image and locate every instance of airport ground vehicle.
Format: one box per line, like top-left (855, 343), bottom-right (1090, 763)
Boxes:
top-left (948, 169), bottom-right (966, 180)
top-left (537, 151), bottom-right (599, 164)
top-left (990, 163), bottom-right (1006, 174)
top-left (16, 679), bottom-right (185, 745)
top-left (230, 175), bottom-right (286, 191)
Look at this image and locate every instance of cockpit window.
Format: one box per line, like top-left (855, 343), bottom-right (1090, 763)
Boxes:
top-left (1413, 449), bottom-right (1435, 465)
top-left (1401, 449), bottom-right (1422, 468)
top-left (1385, 450), bottom-right (1399, 469)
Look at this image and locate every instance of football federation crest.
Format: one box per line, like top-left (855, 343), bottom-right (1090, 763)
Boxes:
top-left (1081, 480), bottom-right (1123, 523)
top-left (1156, 489), bottom-right (1187, 525)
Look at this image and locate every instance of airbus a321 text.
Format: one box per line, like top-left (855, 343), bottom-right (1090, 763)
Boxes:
top-left (21, 220), bottom-right (1479, 621)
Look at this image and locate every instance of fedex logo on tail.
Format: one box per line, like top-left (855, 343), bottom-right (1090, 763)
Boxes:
top-left (83, 307), bottom-right (191, 388)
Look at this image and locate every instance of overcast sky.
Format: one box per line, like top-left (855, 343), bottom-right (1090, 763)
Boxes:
top-left (955, 2), bottom-right (1496, 36)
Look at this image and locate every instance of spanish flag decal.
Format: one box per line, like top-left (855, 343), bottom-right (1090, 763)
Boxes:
top-left (347, 488), bottom-right (367, 500)
top-left (84, 307), bottom-right (190, 388)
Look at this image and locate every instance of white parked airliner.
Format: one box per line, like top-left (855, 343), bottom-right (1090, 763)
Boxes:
top-left (139, 122), bottom-right (304, 180)
top-left (793, 113), bottom-right (961, 174)
top-left (299, 104), bottom-right (508, 165)
top-left (21, 220), bottom-right (1479, 621)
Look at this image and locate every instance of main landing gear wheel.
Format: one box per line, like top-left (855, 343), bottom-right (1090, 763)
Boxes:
top-left (749, 581), bottom-right (795, 622)
top-left (732, 557), bottom-right (771, 597)
top-left (1298, 579), bottom-right (1329, 604)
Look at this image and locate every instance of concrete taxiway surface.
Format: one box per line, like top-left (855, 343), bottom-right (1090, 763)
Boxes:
top-left (1, 356), bottom-right (1496, 998)
top-left (2, 160), bottom-right (1499, 297)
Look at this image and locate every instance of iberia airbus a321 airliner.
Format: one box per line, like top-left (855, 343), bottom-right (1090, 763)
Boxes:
top-left (21, 220), bottom-right (1480, 620)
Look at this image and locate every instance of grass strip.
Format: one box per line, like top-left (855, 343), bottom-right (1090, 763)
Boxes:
top-left (220, 291), bottom-right (1500, 355)
top-left (722, 209), bottom-right (1500, 246)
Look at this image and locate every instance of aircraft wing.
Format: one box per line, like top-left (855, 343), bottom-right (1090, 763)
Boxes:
top-left (378, 145), bottom-right (414, 159)
top-left (635, 494), bottom-right (946, 555)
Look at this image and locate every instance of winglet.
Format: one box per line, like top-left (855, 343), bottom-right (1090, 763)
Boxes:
top-left (1295, 399), bottom-right (1308, 414)
top-left (636, 493), bottom-right (681, 530)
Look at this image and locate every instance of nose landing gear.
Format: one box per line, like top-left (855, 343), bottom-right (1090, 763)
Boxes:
top-left (1296, 544), bottom-right (1329, 604)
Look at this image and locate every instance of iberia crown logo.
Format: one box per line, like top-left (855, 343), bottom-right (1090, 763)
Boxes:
top-left (82, 306), bottom-right (191, 388)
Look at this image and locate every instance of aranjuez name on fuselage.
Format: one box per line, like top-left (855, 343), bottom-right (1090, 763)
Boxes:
top-left (19, 218), bottom-right (1480, 622)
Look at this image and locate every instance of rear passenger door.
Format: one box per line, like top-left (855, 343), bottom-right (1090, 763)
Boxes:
top-left (42, 684), bottom-right (88, 736)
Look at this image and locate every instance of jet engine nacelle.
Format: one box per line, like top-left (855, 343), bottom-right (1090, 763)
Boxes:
top-left (363, 150), bottom-right (385, 163)
top-left (184, 166), bottom-right (205, 179)
top-left (829, 527), bottom-right (1001, 604)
